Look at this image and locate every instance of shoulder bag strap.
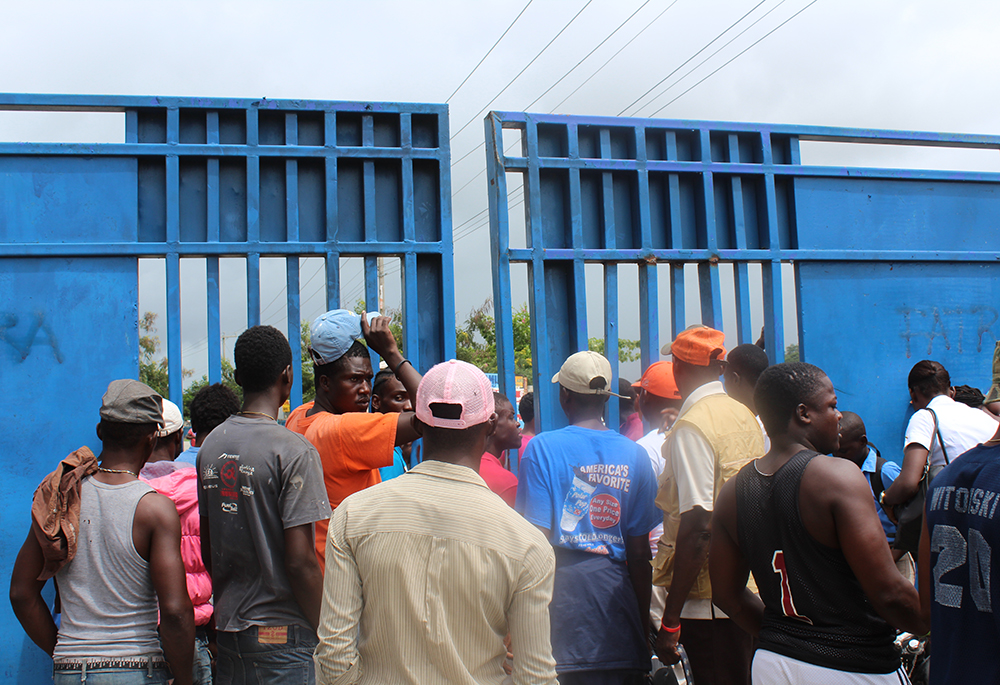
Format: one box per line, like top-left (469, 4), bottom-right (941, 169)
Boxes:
top-left (926, 406), bottom-right (950, 465)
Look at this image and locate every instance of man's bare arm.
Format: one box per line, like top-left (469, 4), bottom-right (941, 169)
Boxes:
top-left (917, 515), bottom-right (932, 628)
top-left (139, 493), bottom-right (194, 685)
top-left (9, 531), bottom-right (57, 656)
top-left (199, 515), bottom-right (212, 578)
top-left (709, 479), bottom-right (764, 637)
top-left (625, 534), bottom-right (652, 646)
top-left (284, 522), bottom-right (324, 631)
top-left (655, 506), bottom-right (712, 664)
top-left (809, 458), bottom-right (927, 634)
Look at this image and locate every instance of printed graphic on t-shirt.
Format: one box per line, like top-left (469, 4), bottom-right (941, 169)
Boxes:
top-left (218, 452), bottom-right (241, 514)
top-left (559, 464), bottom-right (632, 553)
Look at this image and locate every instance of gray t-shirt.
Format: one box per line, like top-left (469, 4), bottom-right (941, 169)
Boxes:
top-left (197, 415), bottom-right (330, 632)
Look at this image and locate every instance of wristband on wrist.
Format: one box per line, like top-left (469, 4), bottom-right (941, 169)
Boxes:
top-left (661, 622), bottom-right (681, 633)
top-left (393, 358), bottom-right (411, 375)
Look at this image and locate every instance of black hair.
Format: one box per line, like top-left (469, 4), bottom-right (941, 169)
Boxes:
top-left (190, 383), bottom-right (241, 438)
top-left (233, 325), bottom-right (292, 393)
top-left (99, 420), bottom-right (159, 449)
top-left (953, 384), bottom-right (986, 408)
top-left (493, 391), bottom-right (512, 410)
top-left (519, 391), bottom-right (535, 423)
top-left (371, 368), bottom-right (397, 397)
top-left (727, 343), bottom-right (770, 385)
top-left (564, 388), bottom-right (609, 413)
top-left (618, 378), bottom-right (636, 412)
top-left (420, 421), bottom-right (491, 454)
top-left (908, 360), bottom-right (950, 398)
top-left (315, 340), bottom-right (369, 379)
top-left (754, 362), bottom-right (829, 436)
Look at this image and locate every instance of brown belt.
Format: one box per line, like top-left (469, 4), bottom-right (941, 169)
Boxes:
top-left (53, 657), bottom-right (167, 671)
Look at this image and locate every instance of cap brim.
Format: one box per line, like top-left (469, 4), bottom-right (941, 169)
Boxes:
top-left (551, 371), bottom-right (561, 384)
top-left (660, 343), bottom-right (672, 356)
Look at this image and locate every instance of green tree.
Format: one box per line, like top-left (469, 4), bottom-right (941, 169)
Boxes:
top-left (181, 357), bottom-right (242, 419)
top-left (784, 343), bottom-right (800, 363)
top-left (139, 312), bottom-right (192, 398)
top-left (454, 299), bottom-right (639, 382)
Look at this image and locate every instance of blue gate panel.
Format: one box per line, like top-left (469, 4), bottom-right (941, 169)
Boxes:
top-left (0, 93), bottom-right (454, 682)
top-left (0, 256), bottom-right (138, 684)
top-left (799, 261), bottom-right (1000, 460)
top-left (0, 156), bottom-right (137, 242)
top-left (486, 111), bottom-right (1000, 439)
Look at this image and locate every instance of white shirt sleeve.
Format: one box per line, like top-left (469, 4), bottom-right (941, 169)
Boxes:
top-left (669, 424), bottom-right (716, 514)
top-left (904, 409), bottom-right (934, 451)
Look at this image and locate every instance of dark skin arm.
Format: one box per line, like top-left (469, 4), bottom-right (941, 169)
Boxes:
top-left (361, 314), bottom-right (422, 444)
top-left (802, 456), bottom-right (928, 633)
top-left (200, 515), bottom-right (212, 578)
top-left (881, 443), bottom-right (928, 509)
top-left (655, 505), bottom-right (712, 664)
top-left (626, 534), bottom-right (653, 647)
top-left (9, 530), bottom-right (57, 656)
top-left (709, 478), bottom-right (765, 637)
top-left (135, 492), bottom-right (194, 685)
top-left (284, 522), bottom-right (324, 631)
top-left (917, 515), bottom-right (932, 629)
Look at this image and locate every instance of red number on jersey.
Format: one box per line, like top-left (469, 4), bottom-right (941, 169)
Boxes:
top-left (772, 550), bottom-right (813, 624)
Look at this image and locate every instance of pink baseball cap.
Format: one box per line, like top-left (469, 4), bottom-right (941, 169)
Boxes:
top-left (415, 359), bottom-right (496, 429)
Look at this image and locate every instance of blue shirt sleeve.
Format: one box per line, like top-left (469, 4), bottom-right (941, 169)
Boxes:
top-left (625, 444), bottom-right (661, 537)
top-left (880, 458), bottom-right (902, 491)
top-left (515, 438), bottom-right (555, 533)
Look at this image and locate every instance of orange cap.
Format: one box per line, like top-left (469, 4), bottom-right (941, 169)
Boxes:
top-left (663, 325), bottom-right (727, 366)
top-left (632, 361), bottom-right (681, 399)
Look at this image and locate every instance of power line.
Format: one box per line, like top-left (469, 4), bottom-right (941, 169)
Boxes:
top-left (522, 0), bottom-right (651, 113)
top-left (551, 0), bottom-right (680, 112)
top-left (449, 0), bottom-right (595, 141)
top-left (648, 0), bottom-right (820, 117)
top-left (445, 0), bottom-right (534, 103)
top-left (618, 0), bottom-right (769, 117)
top-left (637, 0), bottom-right (790, 117)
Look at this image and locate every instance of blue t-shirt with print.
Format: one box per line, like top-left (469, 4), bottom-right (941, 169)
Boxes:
top-left (515, 425), bottom-right (659, 563)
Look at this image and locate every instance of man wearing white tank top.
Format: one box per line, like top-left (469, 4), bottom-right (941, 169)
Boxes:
top-left (10, 379), bottom-right (194, 685)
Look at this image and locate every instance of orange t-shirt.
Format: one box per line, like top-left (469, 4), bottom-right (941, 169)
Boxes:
top-left (286, 402), bottom-right (398, 567)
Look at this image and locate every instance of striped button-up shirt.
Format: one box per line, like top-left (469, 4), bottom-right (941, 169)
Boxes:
top-left (315, 459), bottom-right (557, 685)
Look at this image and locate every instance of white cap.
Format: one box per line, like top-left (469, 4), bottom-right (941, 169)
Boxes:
top-left (156, 399), bottom-right (184, 437)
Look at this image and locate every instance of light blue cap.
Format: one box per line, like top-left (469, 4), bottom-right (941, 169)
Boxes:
top-left (309, 309), bottom-right (379, 365)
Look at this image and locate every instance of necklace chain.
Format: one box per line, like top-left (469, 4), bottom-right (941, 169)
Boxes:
top-left (99, 466), bottom-right (138, 478)
top-left (239, 410), bottom-right (277, 421)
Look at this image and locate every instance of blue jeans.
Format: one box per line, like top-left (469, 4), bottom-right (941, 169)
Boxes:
top-left (193, 630), bottom-right (213, 685)
top-left (216, 624), bottom-right (318, 685)
top-left (53, 660), bottom-right (170, 684)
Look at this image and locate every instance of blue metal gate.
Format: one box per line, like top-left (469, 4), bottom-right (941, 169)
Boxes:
top-left (486, 111), bottom-right (1000, 450)
top-left (0, 93), bottom-right (454, 681)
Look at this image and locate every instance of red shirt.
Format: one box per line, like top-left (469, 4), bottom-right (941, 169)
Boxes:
top-left (479, 453), bottom-right (518, 508)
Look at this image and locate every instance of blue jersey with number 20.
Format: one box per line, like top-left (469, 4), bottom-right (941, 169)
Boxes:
top-left (925, 441), bottom-right (1000, 685)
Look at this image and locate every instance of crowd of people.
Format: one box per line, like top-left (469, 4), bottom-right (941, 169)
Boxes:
top-left (9, 310), bottom-right (1000, 685)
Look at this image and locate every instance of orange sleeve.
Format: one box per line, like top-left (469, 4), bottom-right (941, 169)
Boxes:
top-left (339, 412), bottom-right (398, 470)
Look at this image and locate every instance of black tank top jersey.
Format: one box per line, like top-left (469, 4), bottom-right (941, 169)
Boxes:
top-left (735, 450), bottom-right (898, 673)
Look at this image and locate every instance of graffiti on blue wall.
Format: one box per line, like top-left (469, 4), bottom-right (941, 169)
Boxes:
top-left (0, 312), bottom-right (64, 363)
top-left (898, 306), bottom-right (998, 358)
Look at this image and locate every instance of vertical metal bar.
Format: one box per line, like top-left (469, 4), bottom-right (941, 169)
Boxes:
top-left (638, 261), bottom-right (659, 369)
top-left (760, 132), bottom-right (784, 362)
top-left (733, 262), bottom-right (754, 345)
top-left (364, 254), bottom-right (379, 368)
top-left (325, 112), bottom-right (339, 269)
top-left (698, 132), bottom-right (723, 329)
top-left (671, 263), bottom-right (685, 339)
top-left (247, 253), bottom-right (261, 328)
top-left (665, 132), bottom-right (684, 249)
top-left (207, 257), bottom-right (221, 385)
top-left (604, 263), bottom-right (620, 430)
top-left (698, 262), bottom-right (723, 329)
top-left (166, 253), bottom-right (182, 405)
top-left (635, 126), bottom-right (658, 370)
top-left (165, 107), bottom-right (181, 405)
top-left (246, 108), bottom-right (260, 328)
top-left (487, 114), bottom-right (516, 403)
top-left (287, 257), bottom-right (302, 407)
top-left (403, 253), bottom-right (420, 371)
top-left (400, 113), bottom-right (416, 243)
top-left (325, 251), bottom-right (340, 310)
top-left (125, 110), bottom-right (138, 143)
top-left (438, 109), bottom-right (457, 362)
top-left (286, 113), bottom-right (299, 244)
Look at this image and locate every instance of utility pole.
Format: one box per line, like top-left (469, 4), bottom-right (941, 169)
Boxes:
top-left (221, 333), bottom-right (240, 363)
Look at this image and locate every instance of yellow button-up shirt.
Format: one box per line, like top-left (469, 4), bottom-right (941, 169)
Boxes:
top-left (315, 459), bottom-right (557, 685)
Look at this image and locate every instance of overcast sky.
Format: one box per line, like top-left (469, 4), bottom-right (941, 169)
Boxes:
top-left (2, 0), bottom-right (998, 383)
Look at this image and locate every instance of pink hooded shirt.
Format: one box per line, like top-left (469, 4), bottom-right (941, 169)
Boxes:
top-left (144, 466), bottom-right (213, 626)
